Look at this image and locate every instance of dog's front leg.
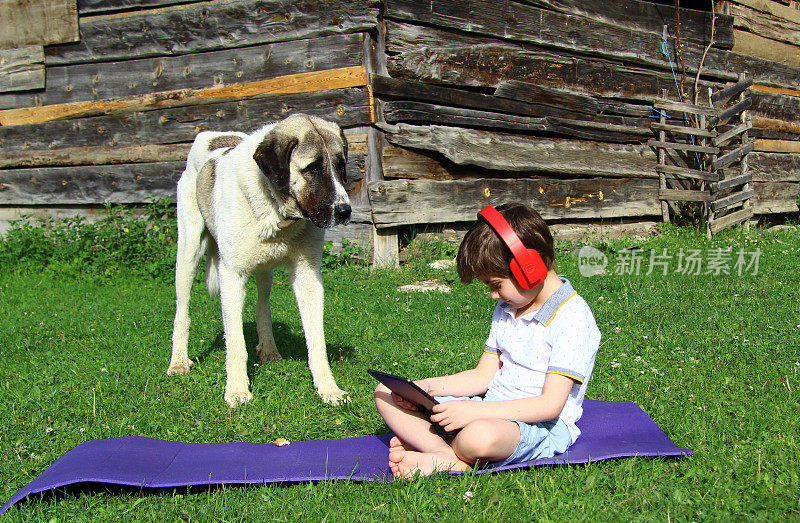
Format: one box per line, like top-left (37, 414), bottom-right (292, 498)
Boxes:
top-left (291, 259), bottom-right (349, 404)
top-left (218, 263), bottom-right (253, 407)
top-left (255, 270), bottom-right (282, 363)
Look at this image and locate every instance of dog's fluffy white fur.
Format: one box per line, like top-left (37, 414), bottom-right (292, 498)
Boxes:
top-left (168, 114), bottom-right (352, 407)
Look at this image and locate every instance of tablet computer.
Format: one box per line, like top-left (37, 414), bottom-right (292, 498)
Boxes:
top-left (368, 369), bottom-right (439, 413)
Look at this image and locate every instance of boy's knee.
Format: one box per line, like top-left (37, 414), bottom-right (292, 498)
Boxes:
top-left (373, 383), bottom-right (391, 404)
top-left (455, 420), bottom-right (505, 459)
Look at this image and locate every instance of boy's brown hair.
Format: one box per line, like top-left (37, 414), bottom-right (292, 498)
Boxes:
top-left (456, 203), bottom-right (555, 283)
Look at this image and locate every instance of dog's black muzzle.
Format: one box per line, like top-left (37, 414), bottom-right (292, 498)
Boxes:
top-left (334, 203), bottom-right (352, 224)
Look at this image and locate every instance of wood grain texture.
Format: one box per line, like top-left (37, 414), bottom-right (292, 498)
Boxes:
top-left (0, 47), bottom-right (44, 93)
top-left (380, 123), bottom-right (659, 178)
top-left (0, 33), bottom-right (366, 110)
top-left (368, 177), bottom-right (662, 227)
top-left (46, 0), bottom-right (379, 66)
top-left (0, 88), bottom-right (372, 152)
top-left (0, 0), bottom-right (79, 47)
top-left (0, 67), bottom-right (369, 126)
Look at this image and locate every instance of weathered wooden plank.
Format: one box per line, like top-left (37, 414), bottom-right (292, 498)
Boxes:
top-left (0, 66), bottom-right (369, 126)
top-left (749, 128), bottom-right (800, 141)
top-left (749, 152), bottom-right (800, 182)
top-left (0, 47), bottom-right (44, 93)
top-left (727, 1), bottom-right (800, 46)
top-left (379, 123), bottom-right (659, 177)
top-left (385, 14), bottom-right (800, 92)
top-left (751, 116), bottom-right (800, 136)
top-left (387, 0), bottom-right (680, 72)
top-left (708, 206), bottom-right (754, 233)
top-left (648, 140), bottom-right (720, 154)
top-left (494, 80), bottom-right (598, 115)
top-left (382, 101), bottom-right (549, 131)
top-left (46, 0), bottom-right (380, 66)
top-left (0, 162), bottom-right (184, 205)
top-left (0, 144), bottom-right (191, 169)
top-left (372, 75), bottom-right (579, 119)
top-left (712, 188), bottom-right (755, 211)
top-left (0, 88), bottom-right (372, 152)
top-left (654, 99), bottom-right (721, 117)
top-left (732, 0), bottom-right (800, 24)
top-left (752, 181), bottom-right (800, 213)
top-left (713, 142), bottom-right (756, 169)
top-left (519, 0), bottom-right (732, 48)
top-left (650, 122), bottom-right (717, 138)
top-left (732, 30), bottom-right (800, 68)
top-left (385, 21), bottom-right (710, 101)
top-left (381, 101), bottom-right (649, 143)
top-left (382, 146), bottom-right (463, 180)
top-left (714, 121), bottom-right (753, 145)
top-left (77, 0), bottom-right (205, 15)
top-left (656, 164), bottom-right (721, 182)
top-left (755, 139), bottom-right (800, 153)
top-left (659, 189), bottom-right (712, 202)
top-left (712, 173), bottom-right (753, 191)
top-left (0, 33), bottom-right (366, 111)
top-left (0, 0), bottom-right (79, 47)
top-left (711, 78), bottom-right (755, 104)
top-left (708, 98), bottom-right (753, 127)
top-left (368, 177), bottom-right (661, 227)
top-left (0, 135), bottom-right (367, 191)
top-left (749, 90), bottom-right (800, 127)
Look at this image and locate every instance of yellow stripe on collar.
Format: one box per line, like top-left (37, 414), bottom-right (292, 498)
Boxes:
top-left (543, 291), bottom-right (577, 327)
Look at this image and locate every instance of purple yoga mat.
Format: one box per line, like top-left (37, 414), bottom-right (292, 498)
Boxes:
top-left (1, 400), bottom-right (691, 514)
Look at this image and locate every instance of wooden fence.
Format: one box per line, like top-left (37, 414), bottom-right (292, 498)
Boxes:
top-left (1, 0), bottom-right (798, 264)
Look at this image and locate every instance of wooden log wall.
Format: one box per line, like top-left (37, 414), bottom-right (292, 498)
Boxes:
top-left (369, 0), bottom-right (799, 233)
top-left (0, 0), bottom-right (379, 238)
top-left (1, 0), bottom-right (798, 253)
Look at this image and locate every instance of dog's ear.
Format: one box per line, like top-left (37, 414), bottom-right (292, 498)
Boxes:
top-left (253, 133), bottom-right (297, 193)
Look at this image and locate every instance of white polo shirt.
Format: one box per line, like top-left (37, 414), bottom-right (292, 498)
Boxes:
top-left (483, 278), bottom-right (601, 443)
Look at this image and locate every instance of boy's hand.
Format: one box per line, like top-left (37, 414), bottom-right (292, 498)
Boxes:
top-left (391, 392), bottom-right (418, 411)
top-left (391, 379), bottom-right (431, 411)
top-left (429, 400), bottom-right (487, 431)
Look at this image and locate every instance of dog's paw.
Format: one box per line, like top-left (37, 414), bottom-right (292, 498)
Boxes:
top-left (167, 359), bottom-right (193, 375)
top-left (256, 342), bottom-right (282, 363)
top-left (317, 388), bottom-right (350, 406)
top-left (224, 388), bottom-right (254, 407)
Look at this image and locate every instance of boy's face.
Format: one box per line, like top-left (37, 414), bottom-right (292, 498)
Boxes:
top-left (480, 275), bottom-right (540, 312)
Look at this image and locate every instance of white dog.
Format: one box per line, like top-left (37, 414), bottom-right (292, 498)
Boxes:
top-left (168, 114), bottom-right (352, 407)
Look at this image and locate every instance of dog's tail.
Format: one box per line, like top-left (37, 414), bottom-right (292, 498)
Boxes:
top-left (203, 235), bottom-right (221, 297)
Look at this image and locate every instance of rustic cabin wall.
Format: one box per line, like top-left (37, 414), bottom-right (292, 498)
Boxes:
top-left (1, 0), bottom-right (798, 257)
top-left (0, 0), bottom-right (379, 244)
top-left (366, 0), bottom-right (799, 240)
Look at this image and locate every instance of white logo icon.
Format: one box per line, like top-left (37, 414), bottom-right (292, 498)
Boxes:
top-left (577, 246), bottom-right (608, 277)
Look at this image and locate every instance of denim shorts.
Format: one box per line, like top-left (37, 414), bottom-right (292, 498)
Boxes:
top-left (434, 395), bottom-right (572, 466)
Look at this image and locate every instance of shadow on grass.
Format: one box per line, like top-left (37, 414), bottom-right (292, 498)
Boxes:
top-left (190, 321), bottom-right (356, 376)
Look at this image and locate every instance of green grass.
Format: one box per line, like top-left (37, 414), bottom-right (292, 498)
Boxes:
top-left (1, 222), bottom-right (799, 520)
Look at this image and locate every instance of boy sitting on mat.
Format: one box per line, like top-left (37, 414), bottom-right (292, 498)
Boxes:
top-left (374, 203), bottom-right (601, 478)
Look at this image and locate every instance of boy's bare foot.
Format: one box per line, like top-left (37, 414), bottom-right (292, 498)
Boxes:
top-left (388, 448), bottom-right (470, 479)
top-left (389, 436), bottom-right (415, 452)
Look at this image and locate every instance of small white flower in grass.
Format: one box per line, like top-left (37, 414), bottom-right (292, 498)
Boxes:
top-left (462, 491), bottom-right (474, 502)
top-left (392, 361), bottom-right (398, 366)
top-left (45, 427), bottom-right (53, 434)
top-left (614, 327), bottom-right (621, 333)
top-left (100, 368), bottom-right (108, 373)
top-left (79, 428), bottom-right (85, 433)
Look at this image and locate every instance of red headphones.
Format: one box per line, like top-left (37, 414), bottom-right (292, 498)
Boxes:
top-left (478, 206), bottom-right (548, 289)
